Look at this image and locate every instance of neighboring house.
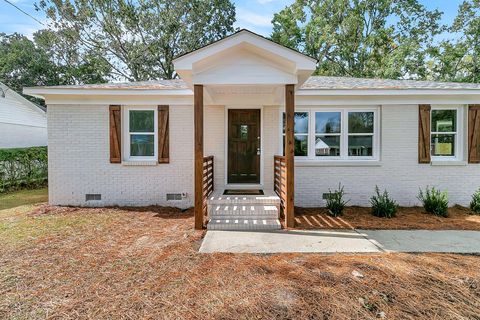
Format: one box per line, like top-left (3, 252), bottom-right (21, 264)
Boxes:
top-left (0, 82), bottom-right (47, 148)
top-left (24, 30), bottom-right (480, 230)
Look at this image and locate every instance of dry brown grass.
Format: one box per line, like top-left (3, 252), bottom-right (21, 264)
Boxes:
top-left (296, 206), bottom-right (480, 230)
top-left (1, 204), bottom-right (479, 319)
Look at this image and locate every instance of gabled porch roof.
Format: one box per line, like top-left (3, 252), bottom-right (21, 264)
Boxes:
top-left (173, 29), bottom-right (317, 89)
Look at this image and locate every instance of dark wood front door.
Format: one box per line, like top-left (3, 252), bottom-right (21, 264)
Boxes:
top-left (228, 109), bottom-right (261, 184)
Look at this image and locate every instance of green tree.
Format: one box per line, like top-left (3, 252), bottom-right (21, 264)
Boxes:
top-left (0, 33), bottom-right (58, 94)
top-left (34, 29), bottom-right (110, 85)
top-left (271, 0), bottom-right (443, 79)
top-left (37, 0), bottom-right (236, 81)
top-left (0, 32), bottom-right (109, 104)
top-left (428, 0), bottom-right (480, 83)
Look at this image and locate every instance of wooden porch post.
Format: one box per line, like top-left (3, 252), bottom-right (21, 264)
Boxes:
top-left (194, 84), bottom-right (204, 230)
top-left (285, 84), bottom-right (295, 228)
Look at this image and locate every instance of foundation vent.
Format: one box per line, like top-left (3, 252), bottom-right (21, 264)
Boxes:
top-left (85, 194), bottom-right (101, 201)
top-left (166, 193), bottom-right (182, 201)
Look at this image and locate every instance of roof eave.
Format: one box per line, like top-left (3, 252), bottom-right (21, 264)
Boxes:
top-left (23, 87), bottom-right (194, 98)
top-left (296, 89), bottom-right (480, 96)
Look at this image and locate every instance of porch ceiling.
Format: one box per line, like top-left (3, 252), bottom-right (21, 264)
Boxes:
top-left (203, 84), bottom-right (285, 105)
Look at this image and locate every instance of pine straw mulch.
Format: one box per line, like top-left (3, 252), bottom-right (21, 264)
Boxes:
top-left (1, 204), bottom-right (480, 319)
top-left (295, 206), bottom-right (480, 230)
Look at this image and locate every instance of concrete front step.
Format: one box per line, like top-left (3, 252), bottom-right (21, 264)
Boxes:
top-left (206, 190), bottom-right (282, 231)
top-left (207, 190), bottom-right (280, 206)
top-left (207, 218), bottom-right (281, 231)
top-left (209, 204), bottom-right (279, 220)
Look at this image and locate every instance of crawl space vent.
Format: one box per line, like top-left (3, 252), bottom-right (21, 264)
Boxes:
top-left (85, 194), bottom-right (101, 201)
top-left (166, 193), bottom-right (182, 201)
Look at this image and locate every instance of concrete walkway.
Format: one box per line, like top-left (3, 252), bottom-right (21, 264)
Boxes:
top-left (199, 229), bottom-right (480, 254)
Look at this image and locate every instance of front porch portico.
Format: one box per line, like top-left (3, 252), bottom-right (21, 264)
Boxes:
top-left (173, 30), bottom-right (316, 230)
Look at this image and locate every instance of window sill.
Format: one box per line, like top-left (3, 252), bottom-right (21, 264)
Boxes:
top-left (122, 160), bottom-right (158, 166)
top-left (295, 160), bottom-right (382, 167)
top-left (430, 160), bottom-right (467, 166)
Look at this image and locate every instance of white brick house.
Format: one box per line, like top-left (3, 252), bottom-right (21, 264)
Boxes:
top-left (25, 30), bottom-right (480, 230)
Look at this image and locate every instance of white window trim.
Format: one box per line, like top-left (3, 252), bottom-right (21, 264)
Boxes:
top-left (279, 106), bottom-right (380, 162)
top-left (430, 105), bottom-right (464, 162)
top-left (123, 106), bottom-right (158, 162)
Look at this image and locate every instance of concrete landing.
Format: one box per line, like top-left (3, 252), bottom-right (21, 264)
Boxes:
top-left (199, 229), bottom-right (480, 254)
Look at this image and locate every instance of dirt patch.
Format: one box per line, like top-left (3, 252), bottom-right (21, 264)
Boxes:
top-left (1, 205), bottom-right (479, 319)
top-left (296, 206), bottom-right (480, 230)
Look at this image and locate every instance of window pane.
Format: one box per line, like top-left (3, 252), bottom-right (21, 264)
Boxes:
top-left (315, 136), bottom-right (340, 156)
top-left (348, 112), bottom-right (374, 133)
top-left (283, 112), bottom-right (309, 134)
top-left (130, 110), bottom-right (154, 132)
top-left (294, 135), bottom-right (308, 156)
top-left (315, 112), bottom-right (341, 134)
top-left (348, 135), bottom-right (373, 156)
top-left (130, 134), bottom-right (154, 156)
top-left (431, 134), bottom-right (455, 156)
top-left (432, 110), bottom-right (456, 132)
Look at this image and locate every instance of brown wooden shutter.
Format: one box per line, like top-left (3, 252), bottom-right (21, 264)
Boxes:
top-left (468, 105), bottom-right (480, 163)
top-left (158, 105), bottom-right (169, 163)
top-left (109, 105), bottom-right (122, 163)
top-left (418, 104), bottom-right (431, 163)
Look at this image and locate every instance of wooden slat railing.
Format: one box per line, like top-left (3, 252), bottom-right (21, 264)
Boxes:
top-left (274, 155), bottom-right (286, 216)
top-left (202, 156), bottom-right (214, 224)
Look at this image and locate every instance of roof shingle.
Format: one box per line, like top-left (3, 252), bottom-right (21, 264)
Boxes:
top-left (32, 76), bottom-right (480, 91)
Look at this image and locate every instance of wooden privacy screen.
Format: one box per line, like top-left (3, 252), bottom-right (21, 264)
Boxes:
top-left (109, 105), bottom-right (122, 163)
top-left (274, 155), bottom-right (286, 216)
top-left (202, 156), bottom-right (214, 225)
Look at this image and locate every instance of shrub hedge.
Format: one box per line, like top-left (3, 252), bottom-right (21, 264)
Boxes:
top-left (0, 146), bottom-right (47, 192)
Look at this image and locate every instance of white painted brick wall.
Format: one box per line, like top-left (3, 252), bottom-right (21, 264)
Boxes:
top-left (204, 106), bottom-right (225, 188)
top-left (296, 105), bottom-right (480, 207)
top-left (48, 104), bottom-right (194, 208)
top-left (48, 103), bottom-right (480, 208)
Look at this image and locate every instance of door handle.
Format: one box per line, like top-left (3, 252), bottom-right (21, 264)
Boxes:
top-left (257, 148), bottom-right (261, 155)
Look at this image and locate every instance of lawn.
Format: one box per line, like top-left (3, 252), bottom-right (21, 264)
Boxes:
top-left (0, 187), bottom-right (48, 210)
top-left (0, 197), bottom-right (479, 319)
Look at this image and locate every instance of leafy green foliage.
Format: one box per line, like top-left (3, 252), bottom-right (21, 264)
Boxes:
top-left (470, 188), bottom-right (480, 214)
top-left (427, 0), bottom-right (480, 83)
top-left (0, 147), bottom-right (48, 193)
top-left (370, 186), bottom-right (397, 218)
top-left (271, 0), bottom-right (443, 80)
top-left (417, 186), bottom-right (449, 217)
top-left (325, 183), bottom-right (349, 217)
top-left (0, 32), bottom-right (109, 104)
top-left (37, 0), bottom-right (236, 81)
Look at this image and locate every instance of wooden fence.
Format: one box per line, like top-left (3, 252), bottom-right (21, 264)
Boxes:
top-left (273, 155), bottom-right (286, 216)
top-left (202, 156), bottom-right (214, 224)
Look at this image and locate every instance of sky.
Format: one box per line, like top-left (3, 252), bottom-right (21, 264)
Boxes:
top-left (0, 0), bottom-right (466, 40)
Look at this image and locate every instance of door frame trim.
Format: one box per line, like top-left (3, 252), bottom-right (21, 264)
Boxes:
top-left (224, 105), bottom-right (264, 188)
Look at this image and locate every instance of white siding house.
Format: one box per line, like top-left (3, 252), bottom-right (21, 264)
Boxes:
top-left (24, 30), bottom-right (480, 230)
top-left (0, 82), bottom-right (47, 148)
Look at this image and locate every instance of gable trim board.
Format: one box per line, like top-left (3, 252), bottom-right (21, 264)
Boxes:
top-left (23, 29), bottom-right (480, 211)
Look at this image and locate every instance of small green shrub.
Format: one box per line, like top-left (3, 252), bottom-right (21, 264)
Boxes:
top-left (417, 186), bottom-right (449, 217)
top-left (470, 188), bottom-right (480, 214)
top-left (325, 183), bottom-right (349, 217)
top-left (370, 186), bottom-right (397, 218)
